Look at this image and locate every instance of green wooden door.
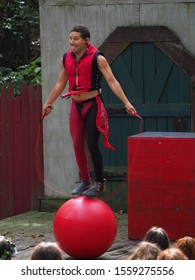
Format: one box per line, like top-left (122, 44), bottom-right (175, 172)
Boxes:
top-left (101, 42), bottom-right (191, 169)
top-left (99, 42), bottom-right (191, 210)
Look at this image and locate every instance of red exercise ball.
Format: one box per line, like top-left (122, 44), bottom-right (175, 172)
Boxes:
top-left (53, 196), bottom-right (117, 259)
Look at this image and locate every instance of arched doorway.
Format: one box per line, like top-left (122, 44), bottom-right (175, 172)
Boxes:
top-left (98, 26), bottom-right (195, 210)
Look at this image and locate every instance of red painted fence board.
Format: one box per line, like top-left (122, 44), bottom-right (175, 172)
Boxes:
top-left (128, 132), bottom-right (195, 241)
top-left (0, 84), bottom-right (44, 219)
top-left (21, 83), bottom-right (31, 212)
top-left (29, 84), bottom-right (37, 209)
top-left (7, 85), bottom-right (15, 215)
top-left (14, 95), bottom-right (23, 214)
top-left (0, 86), bottom-right (9, 217)
top-left (35, 86), bottom-right (45, 199)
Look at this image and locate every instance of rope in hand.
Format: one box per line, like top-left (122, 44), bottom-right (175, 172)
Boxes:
top-left (125, 112), bottom-right (143, 189)
top-left (133, 112), bottom-right (143, 134)
top-left (102, 112), bottom-right (143, 202)
top-left (34, 111), bottom-right (72, 197)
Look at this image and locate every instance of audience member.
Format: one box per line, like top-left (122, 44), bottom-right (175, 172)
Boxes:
top-left (157, 248), bottom-right (188, 260)
top-left (143, 226), bottom-right (170, 250)
top-left (0, 236), bottom-right (17, 260)
top-left (30, 242), bottom-right (63, 260)
top-left (174, 236), bottom-right (195, 260)
top-left (128, 241), bottom-right (161, 260)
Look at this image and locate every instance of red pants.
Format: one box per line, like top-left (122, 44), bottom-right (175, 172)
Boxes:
top-left (69, 98), bottom-right (103, 183)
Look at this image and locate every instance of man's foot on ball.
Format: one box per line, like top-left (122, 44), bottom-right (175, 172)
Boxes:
top-left (82, 180), bottom-right (105, 197)
top-left (71, 181), bottom-right (91, 195)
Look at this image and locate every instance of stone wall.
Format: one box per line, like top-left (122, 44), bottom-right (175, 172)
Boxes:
top-left (39, 0), bottom-right (195, 195)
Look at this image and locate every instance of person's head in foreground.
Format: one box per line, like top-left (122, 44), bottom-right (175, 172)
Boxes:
top-left (128, 241), bottom-right (161, 260)
top-left (174, 236), bottom-right (195, 260)
top-left (31, 241), bottom-right (63, 260)
top-left (0, 236), bottom-right (17, 260)
top-left (157, 248), bottom-right (188, 260)
top-left (143, 226), bottom-right (170, 250)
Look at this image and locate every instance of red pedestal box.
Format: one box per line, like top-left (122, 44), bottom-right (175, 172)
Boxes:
top-left (128, 132), bottom-right (195, 241)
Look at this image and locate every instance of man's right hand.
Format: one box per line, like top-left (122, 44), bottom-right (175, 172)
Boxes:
top-left (43, 103), bottom-right (53, 115)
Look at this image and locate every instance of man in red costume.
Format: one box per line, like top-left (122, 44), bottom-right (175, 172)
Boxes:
top-left (43, 24), bottom-right (136, 197)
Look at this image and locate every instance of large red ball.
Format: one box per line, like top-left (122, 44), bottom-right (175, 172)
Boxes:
top-left (53, 196), bottom-right (117, 259)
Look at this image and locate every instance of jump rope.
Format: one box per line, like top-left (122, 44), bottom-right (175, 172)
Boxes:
top-left (35, 111), bottom-right (72, 197)
top-left (35, 108), bottom-right (143, 200)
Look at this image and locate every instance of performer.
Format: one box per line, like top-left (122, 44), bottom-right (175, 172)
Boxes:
top-left (43, 24), bottom-right (136, 197)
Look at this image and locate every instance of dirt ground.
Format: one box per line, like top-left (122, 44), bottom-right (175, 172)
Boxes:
top-left (0, 210), bottom-right (139, 260)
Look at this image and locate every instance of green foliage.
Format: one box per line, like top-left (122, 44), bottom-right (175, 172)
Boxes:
top-left (0, 0), bottom-right (40, 69)
top-left (0, 0), bottom-right (41, 94)
top-left (0, 0), bottom-right (39, 32)
top-left (0, 57), bottom-right (42, 94)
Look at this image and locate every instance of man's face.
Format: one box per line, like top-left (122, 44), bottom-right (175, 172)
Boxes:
top-left (69, 31), bottom-right (89, 54)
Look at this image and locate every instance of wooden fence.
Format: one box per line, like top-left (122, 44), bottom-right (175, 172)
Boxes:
top-left (0, 83), bottom-right (44, 219)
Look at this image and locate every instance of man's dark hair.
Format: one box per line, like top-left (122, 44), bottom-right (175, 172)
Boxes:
top-left (70, 24), bottom-right (90, 39)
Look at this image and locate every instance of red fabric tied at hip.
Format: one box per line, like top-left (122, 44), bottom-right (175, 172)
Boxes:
top-left (95, 95), bottom-right (115, 151)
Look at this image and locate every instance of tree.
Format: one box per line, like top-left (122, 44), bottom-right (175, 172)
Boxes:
top-left (0, 0), bottom-right (40, 91)
top-left (0, 0), bottom-right (40, 69)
